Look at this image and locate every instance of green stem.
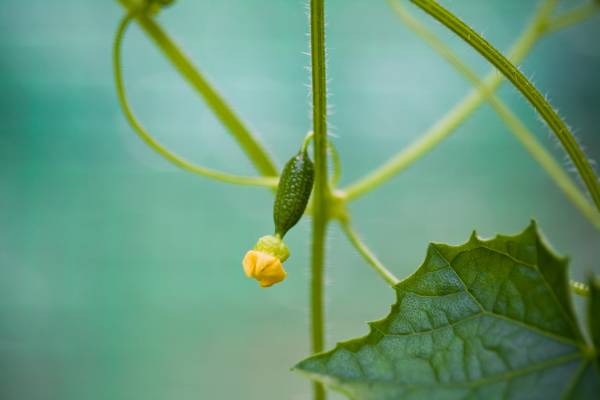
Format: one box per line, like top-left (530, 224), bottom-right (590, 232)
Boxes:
top-left (114, 12), bottom-right (278, 188)
top-left (545, 2), bottom-right (600, 33)
top-left (116, 0), bottom-right (278, 177)
top-left (302, 131), bottom-right (315, 153)
top-left (309, 0), bottom-right (329, 398)
top-left (309, 217), bottom-right (327, 400)
top-left (339, 221), bottom-right (400, 287)
top-left (301, 131), bottom-right (341, 187)
top-left (411, 0), bottom-right (600, 211)
top-left (344, 0), bottom-right (558, 201)
top-left (388, 0), bottom-right (600, 230)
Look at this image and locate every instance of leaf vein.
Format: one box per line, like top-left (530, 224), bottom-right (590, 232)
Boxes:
top-left (430, 245), bottom-right (580, 346)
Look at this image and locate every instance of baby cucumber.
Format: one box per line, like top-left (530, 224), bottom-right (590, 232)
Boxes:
top-left (273, 150), bottom-right (315, 237)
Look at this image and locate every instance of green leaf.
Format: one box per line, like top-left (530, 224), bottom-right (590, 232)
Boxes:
top-left (295, 222), bottom-right (600, 399)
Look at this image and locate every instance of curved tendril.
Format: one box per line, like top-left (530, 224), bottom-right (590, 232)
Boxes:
top-left (302, 131), bottom-right (341, 187)
top-left (113, 11), bottom-right (278, 189)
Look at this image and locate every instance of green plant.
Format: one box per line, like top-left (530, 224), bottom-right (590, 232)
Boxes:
top-left (113, 0), bottom-right (600, 398)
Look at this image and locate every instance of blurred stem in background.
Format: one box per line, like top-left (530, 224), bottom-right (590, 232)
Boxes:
top-left (345, 0), bottom-right (600, 208)
top-left (309, 0), bottom-right (329, 398)
top-left (343, 0), bottom-right (559, 201)
top-left (386, 0), bottom-right (600, 230)
top-left (116, 0), bottom-right (279, 180)
top-left (545, 1), bottom-right (600, 33)
top-left (409, 0), bottom-right (600, 210)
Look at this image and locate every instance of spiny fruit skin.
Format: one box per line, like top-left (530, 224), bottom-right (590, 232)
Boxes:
top-left (273, 150), bottom-right (315, 238)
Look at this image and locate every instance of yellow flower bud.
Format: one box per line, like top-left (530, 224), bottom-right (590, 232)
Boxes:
top-left (243, 250), bottom-right (287, 287)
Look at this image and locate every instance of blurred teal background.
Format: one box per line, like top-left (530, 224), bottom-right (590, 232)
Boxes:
top-left (1, 0), bottom-right (600, 399)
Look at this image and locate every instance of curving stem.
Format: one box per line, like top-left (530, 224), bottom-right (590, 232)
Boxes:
top-left (410, 0), bottom-right (600, 211)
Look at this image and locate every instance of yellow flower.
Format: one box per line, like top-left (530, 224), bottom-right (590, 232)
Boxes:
top-left (243, 250), bottom-right (287, 287)
top-left (242, 235), bottom-right (290, 288)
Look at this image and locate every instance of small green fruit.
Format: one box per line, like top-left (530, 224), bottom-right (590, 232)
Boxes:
top-left (273, 150), bottom-right (315, 238)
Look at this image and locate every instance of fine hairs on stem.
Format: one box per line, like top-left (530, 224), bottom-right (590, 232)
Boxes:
top-left (386, 0), bottom-right (600, 230)
top-left (410, 0), bottom-right (600, 210)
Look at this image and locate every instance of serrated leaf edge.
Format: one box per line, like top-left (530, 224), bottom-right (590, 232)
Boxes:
top-left (294, 222), bottom-right (595, 398)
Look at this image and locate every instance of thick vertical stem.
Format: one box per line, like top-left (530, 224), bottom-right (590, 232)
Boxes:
top-left (309, 0), bottom-right (329, 399)
top-left (310, 223), bottom-right (326, 400)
